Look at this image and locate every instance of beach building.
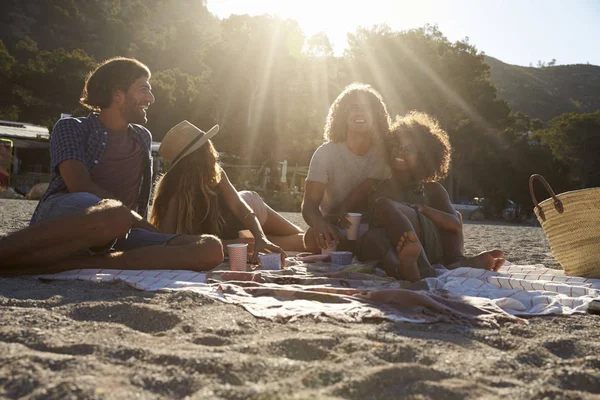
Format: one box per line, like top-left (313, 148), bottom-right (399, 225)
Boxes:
top-left (0, 120), bottom-right (50, 194)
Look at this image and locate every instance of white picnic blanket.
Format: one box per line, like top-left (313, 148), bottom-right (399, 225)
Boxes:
top-left (426, 263), bottom-right (599, 315)
top-left (34, 262), bottom-right (599, 316)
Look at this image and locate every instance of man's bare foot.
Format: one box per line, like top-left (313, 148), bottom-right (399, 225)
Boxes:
top-left (452, 249), bottom-right (505, 272)
top-left (395, 231), bottom-right (422, 282)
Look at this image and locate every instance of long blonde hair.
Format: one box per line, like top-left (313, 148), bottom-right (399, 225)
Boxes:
top-left (150, 140), bottom-right (225, 235)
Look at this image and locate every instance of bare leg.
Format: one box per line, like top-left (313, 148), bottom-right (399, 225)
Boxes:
top-left (3, 234), bottom-right (224, 277)
top-left (360, 198), bottom-right (434, 281)
top-left (395, 231), bottom-right (422, 282)
top-left (261, 205), bottom-right (303, 236)
top-left (0, 200), bottom-right (132, 272)
top-left (266, 233), bottom-right (306, 252)
top-left (249, 193), bottom-right (305, 251)
top-left (448, 249), bottom-right (505, 272)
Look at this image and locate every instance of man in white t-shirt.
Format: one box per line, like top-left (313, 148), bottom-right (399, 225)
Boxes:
top-left (302, 83), bottom-right (391, 253)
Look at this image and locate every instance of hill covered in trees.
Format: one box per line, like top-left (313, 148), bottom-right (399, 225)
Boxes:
top-left (485, 55), bottom-right (600, 122)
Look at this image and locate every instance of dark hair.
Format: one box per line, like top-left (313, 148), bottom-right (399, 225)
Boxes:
top-left (324, 83), bottom-right (390, 143)
top-left (388, 111), bottom-right (451, 183)
top-left (80, 57), bottom-right (151, 111)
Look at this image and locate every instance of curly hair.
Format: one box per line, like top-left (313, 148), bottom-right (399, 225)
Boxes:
top-left (80, 57), bottom-right (151, 111)
top-left (150, 140), bottom-right (225, 236)
top-left (388, 111), bottom-right (451, 183)
top-left (323, 83), bottom-right (391, 142)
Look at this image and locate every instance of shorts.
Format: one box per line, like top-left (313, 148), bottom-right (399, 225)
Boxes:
top-left (31, 192), bottom-right (179, 254)
top-left (238, 190), bottom-right (268, 225)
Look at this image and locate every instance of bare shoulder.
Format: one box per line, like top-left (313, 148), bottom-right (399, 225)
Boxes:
top-left (423, 182), bottom-right (449, 199)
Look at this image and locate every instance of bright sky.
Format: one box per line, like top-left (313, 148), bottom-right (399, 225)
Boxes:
top-left (207, 0), bottom-right (600, 66)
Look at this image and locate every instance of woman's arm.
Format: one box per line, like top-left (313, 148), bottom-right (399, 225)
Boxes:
top-left (219, 171), bottom-right (286, 260)
top-left (157, 196), bottom-right (179, 233)
top-left (420, 183), bottom-right (462, 233)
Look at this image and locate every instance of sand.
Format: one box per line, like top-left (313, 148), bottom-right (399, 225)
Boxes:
top-left (1, 199), bottom-right (599, 399)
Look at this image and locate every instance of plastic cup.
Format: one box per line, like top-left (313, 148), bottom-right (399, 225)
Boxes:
top-left (345, 213), bottom-right (362, 240)
top-left (227, 243), bottom-right (248, 271)
top-left (259, 253), bottom-right (281, 270)
top-left (330, 251), bottom-right (354, 266)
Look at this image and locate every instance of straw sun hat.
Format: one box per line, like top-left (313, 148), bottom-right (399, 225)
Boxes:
top-left (159, 120), bottom-right (219, 168)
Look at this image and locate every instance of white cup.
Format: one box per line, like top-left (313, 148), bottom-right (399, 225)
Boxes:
top-left (345, 213), bottom-right (362, 240)
top-left (227, 243), bottom-right (248, 271)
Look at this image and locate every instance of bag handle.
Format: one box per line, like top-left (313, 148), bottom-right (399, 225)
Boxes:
top-left (529, 174), bottom-right (564, 221)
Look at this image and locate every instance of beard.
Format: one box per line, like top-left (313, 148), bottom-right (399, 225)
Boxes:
top-left (121, 95), bottom-right (147, 125)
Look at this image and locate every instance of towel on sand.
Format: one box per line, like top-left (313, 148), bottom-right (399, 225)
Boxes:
top-left (25, 261), bottom-right (599, 325)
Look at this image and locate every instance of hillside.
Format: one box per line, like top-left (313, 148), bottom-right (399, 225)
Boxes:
top-left (485, 56), bottom-right (600, 121)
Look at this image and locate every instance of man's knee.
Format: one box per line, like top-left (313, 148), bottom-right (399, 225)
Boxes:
top-left (191, 234), bottom-right (224, 268)
top-left (87, 200), bottom-right (132, 240)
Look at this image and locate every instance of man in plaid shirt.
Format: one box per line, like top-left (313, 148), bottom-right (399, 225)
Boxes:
top-left (1, 57), bottom-right (223, 275)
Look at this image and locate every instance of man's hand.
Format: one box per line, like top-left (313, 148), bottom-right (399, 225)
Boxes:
top-left (325, 214), bottom-right (352, 230)
top-left (313, 219), bottom-right (342, 249)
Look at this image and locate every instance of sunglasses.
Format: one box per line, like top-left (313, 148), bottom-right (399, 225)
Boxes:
top-left (388, 142), bottom-right (418, 154)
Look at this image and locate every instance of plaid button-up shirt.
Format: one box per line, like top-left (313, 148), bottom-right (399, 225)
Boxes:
top-left (33, 113), bottom-right (153, 221)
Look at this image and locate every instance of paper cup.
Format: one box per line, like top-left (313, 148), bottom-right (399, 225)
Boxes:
top-left (259, 253), bottom-right (281, 270)
top-left (227, 243), bottom-right (248, 271)
top-left (345, 213), bottom-right (362, 240)
top-left (330, 251), bottom-right (353, 266)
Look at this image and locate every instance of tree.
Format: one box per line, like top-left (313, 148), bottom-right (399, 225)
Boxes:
top-left (0, 40), bottom-right (18, 120)
top-left (205, 14), bottom-right (307, 162)
top-left (344, 24), bottom-right (512, 201)
top-left (305, 32), bottom-right (334, 57)
top-left (538, 111), bottom-right (600, 188)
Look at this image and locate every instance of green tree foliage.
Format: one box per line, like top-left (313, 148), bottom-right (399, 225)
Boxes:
top-left (0, 2), bottom-right (597, 211)
top-left (344, 24), bottom-right (512, 201)
top-left (537, 111), bottom-right (600, 188)
top-left (205, 14), bottom-right (309, 163)
top-left (0, 40), bottom-right (18, 120)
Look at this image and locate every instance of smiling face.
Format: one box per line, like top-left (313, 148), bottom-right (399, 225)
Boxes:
top-left (386, 112), bottom-right (452, 185)
top-left (119, 77), bottom-right (155, 124)
top-left (388, 132), bottom-right (420, 179)
top-left (345, 97), bottom-right (375, 136)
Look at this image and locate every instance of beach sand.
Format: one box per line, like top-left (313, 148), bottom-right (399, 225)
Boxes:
top-left (1, 199), bottom-right (599, 399)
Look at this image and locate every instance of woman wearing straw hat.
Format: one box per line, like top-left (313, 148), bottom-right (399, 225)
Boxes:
top-left (150, 121), bottom-right (305, 263)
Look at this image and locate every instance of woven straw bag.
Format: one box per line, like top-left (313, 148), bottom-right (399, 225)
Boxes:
top-left (529, 174), bottom-right (600, 278)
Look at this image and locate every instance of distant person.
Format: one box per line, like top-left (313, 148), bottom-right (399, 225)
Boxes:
top-left (302, 83), bottom-right (392, 253)
top-left (360, 112), bottom-right (505, 282)
top-left (0, 57), bottom-right (223, 276)
top-left (149, 121), bottom-right (305, 261)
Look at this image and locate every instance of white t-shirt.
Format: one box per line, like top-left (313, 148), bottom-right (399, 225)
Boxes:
top-left (306, 141), bottom-right (391, 216)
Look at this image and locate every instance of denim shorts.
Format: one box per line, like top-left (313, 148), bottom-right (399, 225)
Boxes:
top-left (31, 192), bottom-right (179, 253)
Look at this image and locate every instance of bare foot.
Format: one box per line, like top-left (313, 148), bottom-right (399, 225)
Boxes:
top-left (395, 231), bottom-right (422, 282)
top-left (454, 249), bottom-right (505, 272)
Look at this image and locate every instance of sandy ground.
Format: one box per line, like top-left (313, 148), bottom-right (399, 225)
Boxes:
top-left (1, 199), bottom-right (599, 399)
